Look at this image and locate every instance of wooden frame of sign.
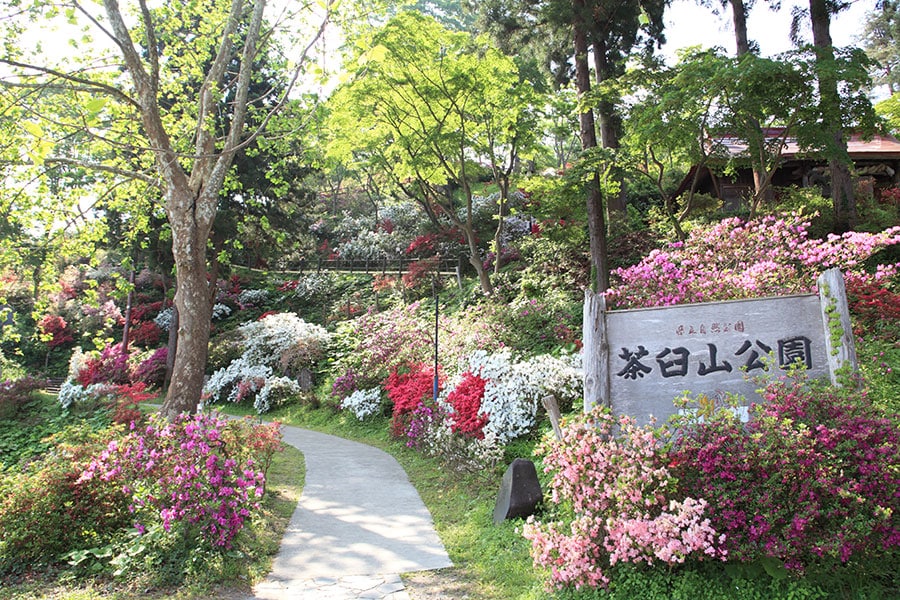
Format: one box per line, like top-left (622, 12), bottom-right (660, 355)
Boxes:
top-left (583, 268), bottom-right (858, 425)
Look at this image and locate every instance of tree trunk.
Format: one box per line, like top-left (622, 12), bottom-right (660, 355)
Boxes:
top-left (731, 0), bottom-right (751, 55)
top-left (574, 1), bottom-right (610, 293)
top-left (492, 173), bottom-right (510, 276)
top-left (809, 0), bottom-right (856, 232)
top-left (730, 0), bottom-right (772, 212)
top-left (161, 210), bottom-right (214, 416)
top-left (121, 269), bottom-right (135, 351)
top-left (592, 38), bottom-right (627, 222)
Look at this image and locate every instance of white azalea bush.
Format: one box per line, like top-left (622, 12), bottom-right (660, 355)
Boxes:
top-left (204, 357), bottom-right (272, 405)
top-left (339, 387), bottom-right (384, 420)
top-left (447, 349), bottom-right (583, 444)
top-left (400, 349), bottom-right (583, 472)
top-left (58, 382), bottom-right (120, 410)
top-left (237, 288), bottom-right (270, 308)
top-left (239, 312), bottom-right (330, 374)
top-left (255, 376), bottom-right (303, 414)
top-left (153, 307), bottom-right (174, 332)
top-left (413, 409), bottom-right (506, 474)
top-left (204, 312), bottom-right (330, 413)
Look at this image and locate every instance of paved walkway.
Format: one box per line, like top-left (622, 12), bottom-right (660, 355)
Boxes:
top-left (252, 426), bottom-right (452, 600)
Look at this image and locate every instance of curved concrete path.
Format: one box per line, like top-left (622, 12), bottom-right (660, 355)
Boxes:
top-left (252, 426), bottom-right (452, 600)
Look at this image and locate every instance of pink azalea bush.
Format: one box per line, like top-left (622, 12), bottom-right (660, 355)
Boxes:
top-left (522, 406), bottom-right (726, 590)
top-left (606, 212), bottom-right (900, 308)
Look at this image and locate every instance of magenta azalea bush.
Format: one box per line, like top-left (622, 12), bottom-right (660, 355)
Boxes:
top-left (668, 377), bottom-right (900, 573)
top-left (78, 413), bottom-right (269, 550)
top-left (522, 407), bottom-right (726, 590)
top-left (607, 212), bottom-right (900, 308)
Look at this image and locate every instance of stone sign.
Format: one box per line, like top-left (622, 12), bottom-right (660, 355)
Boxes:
top-left (583, 268), bottom-right (858, 425)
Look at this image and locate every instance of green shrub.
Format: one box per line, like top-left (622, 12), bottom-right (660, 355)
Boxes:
top-left (0, 424), bottom-right (131, 575)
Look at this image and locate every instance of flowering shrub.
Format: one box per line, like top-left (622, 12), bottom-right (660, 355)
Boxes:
top-left (335, 229), bottom-right (404, 260)
top-left (406, 401), bottom-right (505, 473)
top-left (38, 314), bottom-right (74, 349)
top-left (607, 212), bottom-right (900, 308)
top-left (332, 303), bottom-right (433, 391)
top-left (254, 376), bottom-right (302, 414)
top-left (58, 380), bottom-right (91, 409)
top-left (203, 357), bottom-right (272, 406)
top-left (384, 363), bottom-right (441, 438)
top-left (129, 320), bottom-right (162, 347)
top-left (68, 413), bottom-right (271, 578)
top-left (153, 307), bottom-right (174, 331)
top-left (131, 347), bottom-right (168, 388)
top-left (205, 313), bottom-right (328, 413)
top-left (339, 387), bottom-right (384, 420)
top-left (236, 288), bottom-right (270, 308)
top-left (211, 302), bottom-right (232, 320)
top-left (846, 274), bottom-right (900, 341)
top-left (75, 343), bottom-right (131, 386)
top-left (451, 350), bottom-right (582, 444)
top-left (57, 380), bottom-right (152, 424)
top-left (522, 407), bottom-right (726, 591)
top-left (445, 372), bottom-right (488, 438)
top-left (238, 312), bottom-right (330, 374)
top-left (668, 377), bottom-right (900, 573)
top-left (279, 272), bottom-right (337, 302)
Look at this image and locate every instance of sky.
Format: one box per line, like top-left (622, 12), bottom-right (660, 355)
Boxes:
top-left (661, 0), bottom-right (879, 60)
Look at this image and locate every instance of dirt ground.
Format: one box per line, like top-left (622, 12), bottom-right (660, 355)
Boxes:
top-left (402, 568), bottom-right (479, 599)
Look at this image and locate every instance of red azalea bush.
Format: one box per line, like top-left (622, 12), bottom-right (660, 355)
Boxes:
top-left (384, 363), bottom-right (441, 438)
top-left (846, 276), bottom-right (900, 341)
top-left (130, 320), bottom-right (162, 347)
top-left (38, 314), bottom-right (74, 349)
top-left (668, 377), bottom-right (900, 573)
top-left (128, 300), bottom-right (164, 323)
top-left (131, 347), bottom-right (168, 388)
top-left (76, 343), bottom-right (131, 386)
top-left (446, 371), bottom-right (488, 438)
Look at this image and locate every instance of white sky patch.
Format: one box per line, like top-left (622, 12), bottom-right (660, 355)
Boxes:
top-left (662, 0), bottom-right (878, 60)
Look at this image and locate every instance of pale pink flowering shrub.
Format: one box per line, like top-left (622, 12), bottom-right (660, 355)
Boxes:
top-left (522, 406), bottom-right (725, 590)
top-left (607, 212), bottom-right (900, 308)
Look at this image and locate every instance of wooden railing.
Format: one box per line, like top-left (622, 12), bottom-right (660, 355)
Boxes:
top-left (286, 256), bottom-right (465, 277)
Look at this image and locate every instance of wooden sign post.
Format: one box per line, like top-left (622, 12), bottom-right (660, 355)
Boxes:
top-left (583, 268), bottom-right (858, 424)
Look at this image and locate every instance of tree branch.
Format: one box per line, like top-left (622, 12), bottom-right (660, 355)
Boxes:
top-left (0, 59), bottom-right (140, 109)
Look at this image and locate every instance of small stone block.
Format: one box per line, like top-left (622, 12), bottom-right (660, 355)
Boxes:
top-left (493, 458), bottom-right (543, 524)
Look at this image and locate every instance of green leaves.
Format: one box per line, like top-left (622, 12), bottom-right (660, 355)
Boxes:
top-left (21, 121), bottom-right (53, 166)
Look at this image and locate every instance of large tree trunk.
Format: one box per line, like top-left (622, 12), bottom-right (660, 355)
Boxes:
top-left (160, 189), bottom-right (216, 416)
top-left (730, 0), bottom-right (772, 212)
top-left (592, 38), bottom-right (627, 222)
top-left (809, 0), bottom-right (856, 232)
top-left (731, 0), bottom-right (751, 55)
top-left (574, 0), bottom-right (610, 293)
